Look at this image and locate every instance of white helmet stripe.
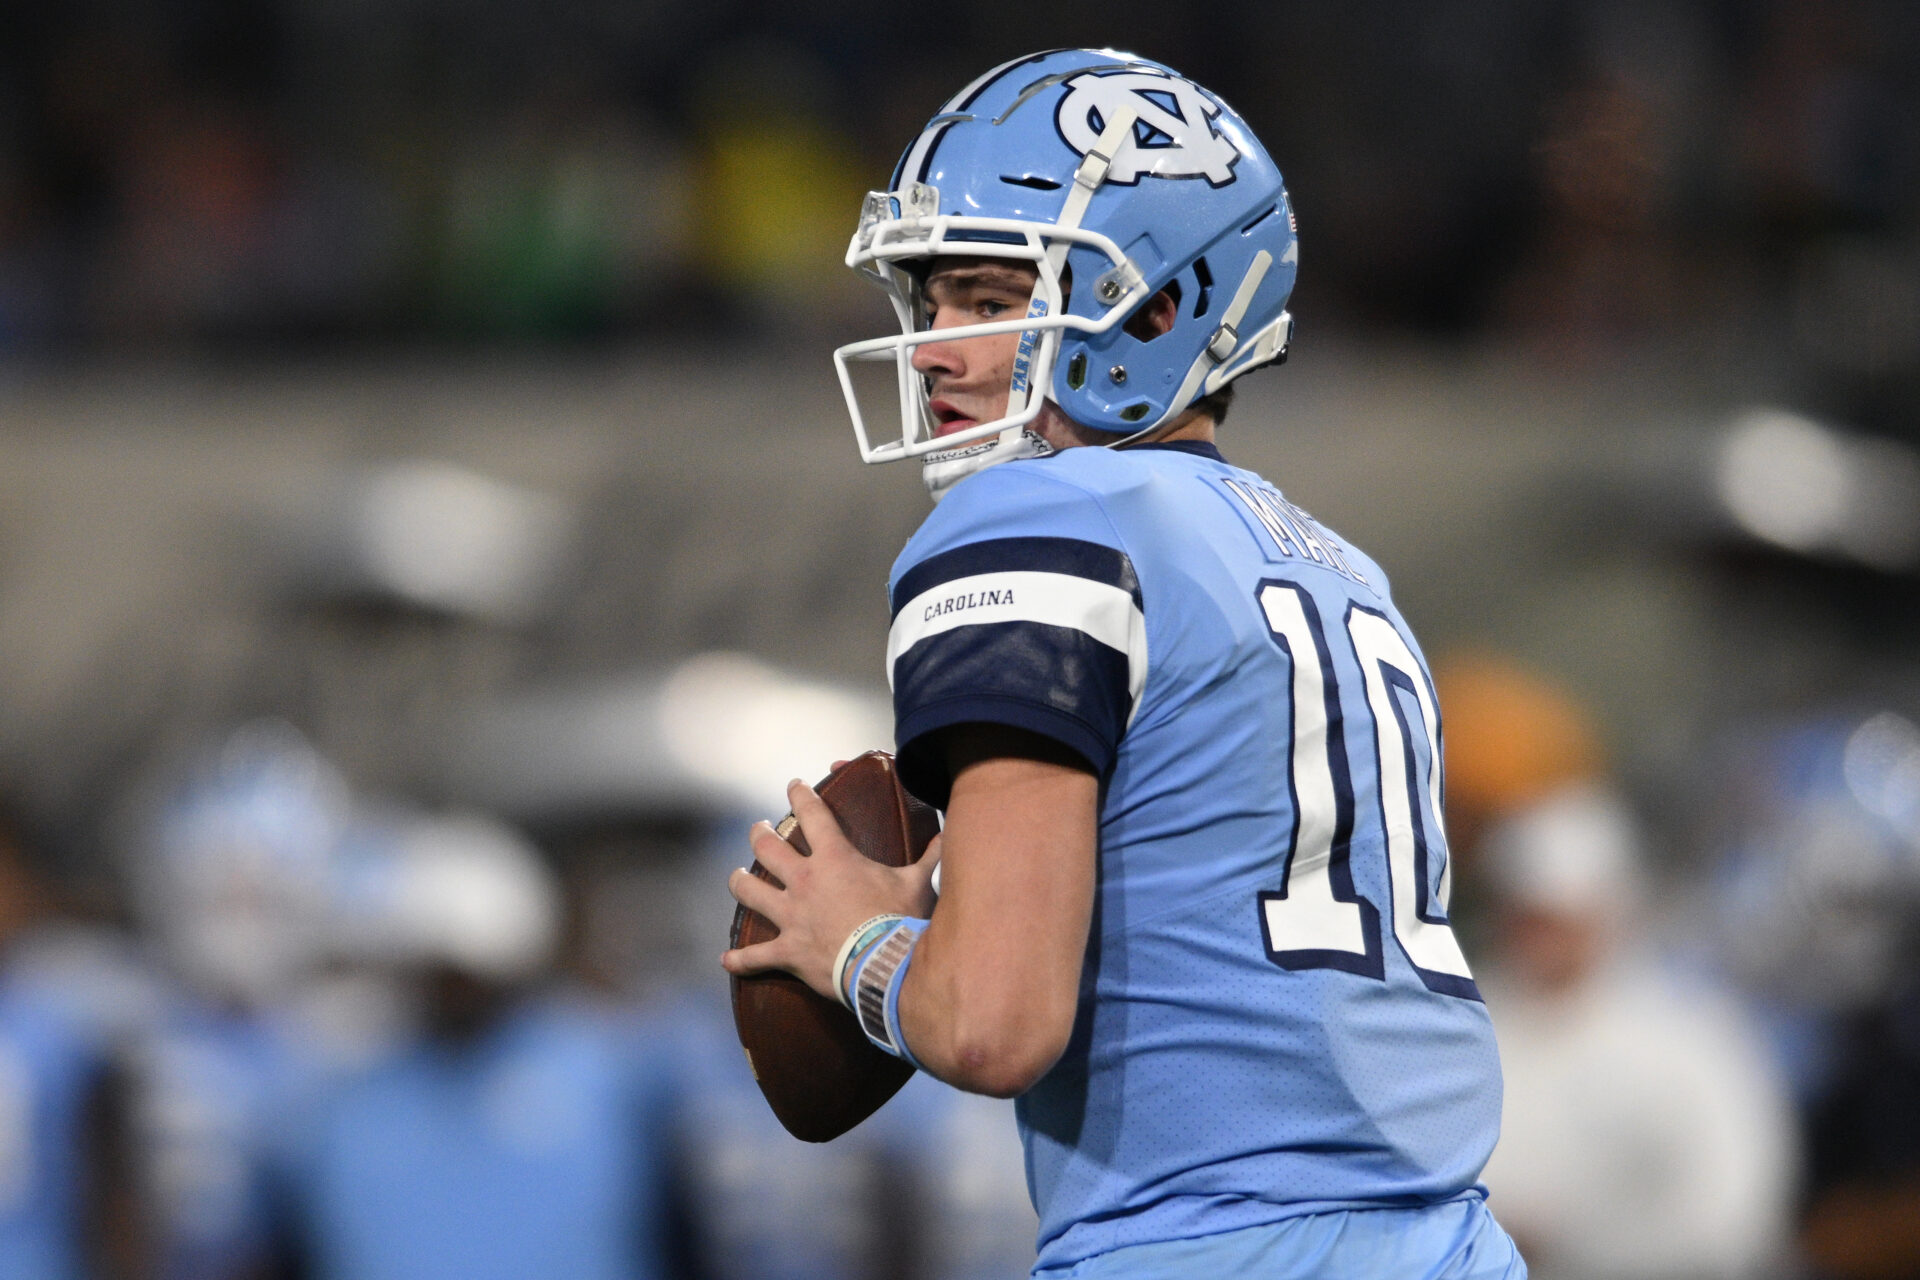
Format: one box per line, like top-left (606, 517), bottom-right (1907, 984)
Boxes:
top-left (896, 52), bottom-right (1047, 187)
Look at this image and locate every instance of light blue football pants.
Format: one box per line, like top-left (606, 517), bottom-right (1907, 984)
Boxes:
top-left (1032, 1198), bottom-right (1526, 1279)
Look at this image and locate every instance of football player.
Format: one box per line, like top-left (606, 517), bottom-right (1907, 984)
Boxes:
top-left (724, 49), bottom-right (1525, 1278)
top-left (283, 813), bottom-right (673, 1280)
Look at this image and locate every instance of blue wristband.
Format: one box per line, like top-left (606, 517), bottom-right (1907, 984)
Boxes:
top-left (835, 914), bottom-right (905, 1010)
top-left (851, 916), bottom-right (929, 1069)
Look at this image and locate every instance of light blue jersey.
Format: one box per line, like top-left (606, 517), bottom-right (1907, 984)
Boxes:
top-left (657, 988), bottom-right (897, 1280)
top-left (887, 442), bottom-right (1505, 1271)
top-left (0, 981), bottom-right (103, 1280)
top-left (873, 1072), bottom-right (1039, 1280)
top-left (292, 997), bottom-right (669, 1280)
top-left (133, 1002), bottom-right (291, 1280)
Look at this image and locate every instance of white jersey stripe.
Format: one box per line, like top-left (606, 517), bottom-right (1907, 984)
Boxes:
top-left (887, 569), bottom-right (1147, 705)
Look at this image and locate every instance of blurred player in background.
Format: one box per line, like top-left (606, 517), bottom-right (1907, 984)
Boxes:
top-left (120, 721), bottom-right (352, 1280)
top-left (1476, 783), bottom-right (1795, 1280)
top-left (1702, 712), bottom-right (1920, 1280)
top-left (725, 48), bottom-right (1523, 1278)
top-left (654, 980), bottom-right (903, 1280)
top-left (279, 811), bottom-right (673, 1280)
top-left (0, 794), bottom-right (134, 1279)
top-left (872, 1071), bottom-right (1041, 1280)
top-left (616, 814), bottom-right (899, 1280)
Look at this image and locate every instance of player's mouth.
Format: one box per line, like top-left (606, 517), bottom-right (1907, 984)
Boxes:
top-left (929, 398), bottom-right (978, 438)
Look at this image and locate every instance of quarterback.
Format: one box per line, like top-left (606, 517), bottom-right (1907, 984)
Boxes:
top-left (723, 49), bottom-right (1525, 1278)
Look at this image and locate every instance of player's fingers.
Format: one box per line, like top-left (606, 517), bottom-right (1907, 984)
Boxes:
top-left (746, 820), bottom-right (802, 882)
top-left (910, 833), bottom-right (943, 885)
top-left (901, 833), bottom-right (943, 908)
top-left (787, 780), bottom-right (856, 859)
top-left (720, 938), bottom-right (789, 977)
top-left (726, 865), bottom-right (785, 921)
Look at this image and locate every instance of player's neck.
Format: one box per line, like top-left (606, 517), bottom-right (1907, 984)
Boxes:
top-left (1140, 407), bottom-right (1217, 446)
top-left (1039, 404), bottom-right (1218, 452)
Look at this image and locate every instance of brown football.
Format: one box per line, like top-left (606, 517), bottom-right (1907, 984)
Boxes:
top-left (728, 750), bottom-right (940, 1143)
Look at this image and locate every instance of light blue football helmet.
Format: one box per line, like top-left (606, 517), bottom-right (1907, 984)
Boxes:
top-left (834, 48), bottom-right (1297, 497)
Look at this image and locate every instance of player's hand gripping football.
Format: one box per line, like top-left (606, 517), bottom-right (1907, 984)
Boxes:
top-left (722, 777), bottom-right (941, 1003)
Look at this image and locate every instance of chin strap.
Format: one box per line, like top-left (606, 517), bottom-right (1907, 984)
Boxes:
top-left (923, 427), bottom-right (1054, 502)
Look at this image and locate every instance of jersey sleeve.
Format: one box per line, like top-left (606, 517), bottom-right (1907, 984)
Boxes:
top-left (886, 465), bottom-right (1145, 809)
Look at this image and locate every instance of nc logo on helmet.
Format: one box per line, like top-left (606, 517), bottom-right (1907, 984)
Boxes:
top-left (1054, 70), bottom-right (1240, 187)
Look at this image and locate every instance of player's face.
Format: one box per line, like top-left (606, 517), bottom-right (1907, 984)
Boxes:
top-left (911, 259), bottom-right (1039, 439)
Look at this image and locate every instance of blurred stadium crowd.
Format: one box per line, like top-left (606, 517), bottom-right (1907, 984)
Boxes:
top-left (2, 2), bottom-right (1920, 1279)
top-left (0, 2), bottom-right (1916, 385)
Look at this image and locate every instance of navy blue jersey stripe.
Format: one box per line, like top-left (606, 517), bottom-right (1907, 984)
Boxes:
top-left (891, 536), bottom-right (1141, 620)
top-left (1130, 440), bottom-right (1227, 463)
top-left (897, 697), bottom-right (1109, 812)
top-left (891, 620), bottom-right (1132, 809)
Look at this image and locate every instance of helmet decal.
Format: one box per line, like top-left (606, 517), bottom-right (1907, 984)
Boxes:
top-left (1053, 71), bottom-right (1240, 187)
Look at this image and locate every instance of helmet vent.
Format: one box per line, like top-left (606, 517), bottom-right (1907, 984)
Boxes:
top-left (1192, 257), bottom-right (1214, 318)
top-left (1067, 352), bottom-right (1088, 390)
top-left (1240, 204), bottom-right (1279, 235)
top-left (1120, 403), bottom-right (1152, 422)
top-left (1001, 174), bottom-right (1063, 191)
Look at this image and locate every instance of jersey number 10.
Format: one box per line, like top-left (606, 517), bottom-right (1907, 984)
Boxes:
top-left (1255, 580), bottom-right (1481, 1001)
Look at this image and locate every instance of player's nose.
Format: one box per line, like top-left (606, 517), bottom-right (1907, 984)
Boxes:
top-left (910, 320), bottom-right (966, 380)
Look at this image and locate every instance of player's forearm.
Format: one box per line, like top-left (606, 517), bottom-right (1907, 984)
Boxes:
top-left (893, 750), bottom-right (1097, 1096)
top-left (897, 912), bottom-right (1080, 1097)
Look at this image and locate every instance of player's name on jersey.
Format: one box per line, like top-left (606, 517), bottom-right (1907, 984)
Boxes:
top-left (1220, 478), bottom-right (1369, 586)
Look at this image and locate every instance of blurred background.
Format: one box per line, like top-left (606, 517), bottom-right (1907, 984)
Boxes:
top-left (1, 1), bottom-right (1919, 1277)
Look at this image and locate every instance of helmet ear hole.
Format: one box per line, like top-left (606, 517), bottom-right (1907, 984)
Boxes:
top-left (1191, 258), bottom-right (1213, 318)
top-left (1067, 352), bottom-right (1088, 390)
top-left (1121, 288), bottom-right (1180, 343)
top-left (1120, 403), bottom-right (1152, 423)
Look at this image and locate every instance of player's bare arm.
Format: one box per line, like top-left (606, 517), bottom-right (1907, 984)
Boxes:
top-left (894, 725), bottom-right (1096, 1096)
top-left (723, 724), bottom-right (1096, 1097)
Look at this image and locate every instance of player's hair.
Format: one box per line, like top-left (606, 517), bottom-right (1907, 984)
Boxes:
top-left (1194, 383), bottom-right (1236, 428)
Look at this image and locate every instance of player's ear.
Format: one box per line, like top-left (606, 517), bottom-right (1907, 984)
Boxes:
top-left (1122, 289), bottom-right (1180, 343)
